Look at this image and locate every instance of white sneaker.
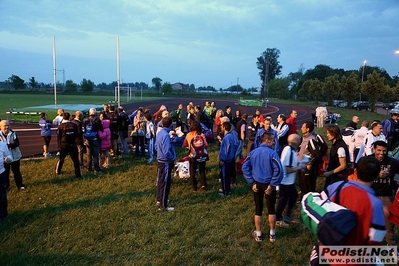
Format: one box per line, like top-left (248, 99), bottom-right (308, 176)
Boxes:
top-left (165, 206), bottom-right (174, 211)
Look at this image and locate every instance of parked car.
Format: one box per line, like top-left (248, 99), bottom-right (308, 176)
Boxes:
top-left (383, 102), bottom-right (399, 110)
top-left (333, 100), bottom-right (347, 108)
top-left (351, 101), bottom-right (370, 111)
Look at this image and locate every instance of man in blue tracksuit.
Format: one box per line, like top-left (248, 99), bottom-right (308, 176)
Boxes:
top-left (242, 132), bottom-right (283, 243)
top-left (218, 122), bottom-right (237, 196)
top-left (155, 117), bottom-right (176, 211)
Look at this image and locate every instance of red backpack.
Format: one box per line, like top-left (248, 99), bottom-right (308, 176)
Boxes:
top-left (190, 134), bottom-right (209, 162)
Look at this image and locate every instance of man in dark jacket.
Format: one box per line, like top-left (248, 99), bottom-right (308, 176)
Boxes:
top-left (56, 112), bottom-right (81, 178)
top-left (71, 110), bottom-right (84, 167)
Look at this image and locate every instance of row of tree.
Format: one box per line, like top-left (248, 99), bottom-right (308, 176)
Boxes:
top-left (256, 48), bottom-right (399, 109)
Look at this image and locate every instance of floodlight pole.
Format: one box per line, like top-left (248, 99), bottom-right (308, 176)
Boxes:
top-left (360, 60), bottom-right (366, 101)
top-left (116, 36), bottom-right (121, 107)
top-left (52, 36), bottom-right (57, 106)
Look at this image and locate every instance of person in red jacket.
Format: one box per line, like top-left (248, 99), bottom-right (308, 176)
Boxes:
top-left (286, 110), bottom-right (298, 136)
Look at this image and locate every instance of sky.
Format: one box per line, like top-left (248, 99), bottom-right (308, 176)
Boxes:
top-left (1, 0), bottom-right (398, 90)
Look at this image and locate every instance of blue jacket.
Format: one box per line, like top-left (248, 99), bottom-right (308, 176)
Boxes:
top-left (39, 118), bottom-right (52, 137)
top-left (219, 132), bottom-right (236, 162)
top-left (254, 127), bottom-right (279, 153)
top-left (242, 144), bottom-right (283, 186)
top-left (155, 127), bottom-right (176, 163)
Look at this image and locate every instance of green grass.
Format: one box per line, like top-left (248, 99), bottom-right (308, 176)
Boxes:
top-left (1, 144), bottom-right (317, 266)
top-left (0, 93), bottom-right (163, 122)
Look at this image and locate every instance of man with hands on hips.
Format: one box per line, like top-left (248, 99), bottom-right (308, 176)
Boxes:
top-left (242, 132), bottom-right (283, 243)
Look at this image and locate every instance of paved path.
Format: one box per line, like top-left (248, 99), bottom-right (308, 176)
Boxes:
top-left (7, 98), bottom-right (315, 158)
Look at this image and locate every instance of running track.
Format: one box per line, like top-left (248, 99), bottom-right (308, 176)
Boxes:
top-left (6, 98), bottom-right (315, 158)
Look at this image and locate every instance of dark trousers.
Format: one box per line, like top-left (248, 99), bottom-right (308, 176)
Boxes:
top-left (219, 161), bottom-right (234, 195)
top-left (156, 162), bottom-right (173, 208)
top-left (0, 171), bottom-right (8, 219)
top-left (86, 140), bottom-right (101, 172)
top-left (132, 136), bottom-right (145, 156)
top-left (4, 159), bottom-right (24, 189)
top-left (298, 168), bottom-right (317, 199)
top-left (77, 144), bottom-right (84, 167)
top-left (276, 183), bottom-right (297, 220)
top-left (56, 145), bottom-right (81, 178)
top-left (189, 159), bottom-right (207, 190)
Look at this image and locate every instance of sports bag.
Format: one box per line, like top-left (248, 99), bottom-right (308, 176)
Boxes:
top-left (189, 134), bottom-right (209, 163)
top-left (301, 181), bottom-right (357, 245)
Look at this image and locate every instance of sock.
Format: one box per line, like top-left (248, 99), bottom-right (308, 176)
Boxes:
top-left (255, 230), bottom-right (261, 236)
top-left (270, 229), bottom-right (275, 236)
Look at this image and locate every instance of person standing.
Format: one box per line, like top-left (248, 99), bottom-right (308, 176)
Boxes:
top-left (170, 103), bottom-right (183, 129)
top-left (84, 108), bottom-right (103, 174)
top-left (254, 119), bottom-right (278, 152)
top-left (276, 134), bottom-right (305, 227)
top-left (56, 112), bottom-right (81, 178)
top-left (53, 108), bottom-right (64, 126)
top-left (346, 116), bottom-right (360, 130)
top-left (118, 106), bottom-right (130, 157)
top-left (242, 132), bottom-right (284, 243)
top-left (224, 106), bottom-right (233, 123)
top-left (323, 124), bottom-right (350, 189)
top-left (0, 120), bottom-right (26, 190)
top-left (275, 114), bottom-right (289, 154)
top-left (351, 120), bottom-right (369, 161)
top-left (309, 156), bottom-right (386, 265)
top-left (98, 112), bottom-right (111, 169)
top-left (155, 117), bottom-right (176, 211)
top-left (286, 110), bottom-right (298, 136)
top-left (235, 113), bottom-right (247, 160)
top-left (0, 141), bottom-right (12, 222)
top-left (315, 106), bottom-right (327, 128)
top-left (132, 108), bottom-right (146, 157)
top-left (39, 112), bottom-right (53, 157)
top-left (218, 122), bottom-right (237, 196)
top-left (369, 141), bottom-right (399, 246)
top-left (71, 110), bottom-right (84, 168)
top-left (247, 114), bottom-right (260, 154)
top-left (355, 120), bottom-right (386, 163)
top-left (383, 109), bottom-right (399, 152)
top-left (144, 112), bottom-right (155, 164)
top-left (182, 121), bottom-right (208, 192)
top-left (298, 122), bottom-right (322, 197)
top-left (108, 105), bottom-right (120, 157)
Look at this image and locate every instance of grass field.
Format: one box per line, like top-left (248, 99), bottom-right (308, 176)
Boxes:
top-left (0, 93), bottom-right (393, 265)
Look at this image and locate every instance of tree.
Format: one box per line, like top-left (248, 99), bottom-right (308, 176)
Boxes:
top-left (288, 63), bottom-right (305, 98)
top-left (65, 80), bottom-right (78, 92)
top-left (341, 71), bottom-right (360, 107)
top-left (80, 78), bottom-right (94, 93)
top-left (8, 74), bottom-right (25, 90)
top-left (161, 82), bottom-right (172, 94)
top-left (322, 74), bottom-right (340, 106)
top-left (302, 79), bottom-right (323, 103)
top-left (256, 48), bottom-right (282, 94)
top-left (268, 77), bottom-right (290, 99)
top-left (152, 77), bottom-right (162, 91)
top-left (303, 64), bottom-right (334, 82)
top-left (29, 77), bottom-right (38, 90)
top-left (361, 70), bottom-right (386, 112)
top-left (189, 84), bottom-right (196, 92)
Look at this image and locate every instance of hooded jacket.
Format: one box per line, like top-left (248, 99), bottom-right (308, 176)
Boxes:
top-left (98, 119), bottom-right (111, 151)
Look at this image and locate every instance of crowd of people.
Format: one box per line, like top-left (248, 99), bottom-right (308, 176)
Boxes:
top-left (1, 100), bottom-right (399, 264)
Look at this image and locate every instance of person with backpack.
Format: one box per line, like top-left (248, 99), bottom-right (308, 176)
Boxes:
top-left (298, 122), bottom-right (323, 198)
top-left (182, 121), bottom-right (208, 192)
top-left (84, 108), bottom-right (103, 174)
top-left (309, 156), bottom-right (386, 265)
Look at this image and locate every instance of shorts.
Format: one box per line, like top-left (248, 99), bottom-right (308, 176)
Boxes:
top-left (254, 182), bottom-right (276, 216)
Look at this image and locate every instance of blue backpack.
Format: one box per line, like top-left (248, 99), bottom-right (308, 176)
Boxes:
top-left (84, 119), bottom-right (98, 140)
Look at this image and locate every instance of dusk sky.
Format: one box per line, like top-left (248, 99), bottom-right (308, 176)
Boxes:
top-left (1, 0), bottom-right (398, 89)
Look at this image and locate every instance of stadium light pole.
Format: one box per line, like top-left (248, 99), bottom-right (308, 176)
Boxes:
top-left (360, 60), bottom-right (367, 101)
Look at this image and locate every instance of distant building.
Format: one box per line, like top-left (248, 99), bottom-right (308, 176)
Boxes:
top-left (172, 82), bottom-right (189, 92)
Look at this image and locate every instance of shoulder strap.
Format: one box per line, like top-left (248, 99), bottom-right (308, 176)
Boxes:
top-left (289, 146), bottom-right (294, 167)
top-left (330, 181), bottom-right (347, 204)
